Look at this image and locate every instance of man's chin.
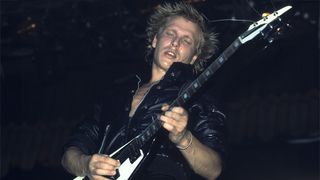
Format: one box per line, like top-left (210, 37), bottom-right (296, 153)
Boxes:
top-left (161, 60), bottom-right (172, 68)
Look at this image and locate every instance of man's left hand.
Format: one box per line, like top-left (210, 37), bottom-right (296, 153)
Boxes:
top-left (160, 104), bottom-right (188, 144)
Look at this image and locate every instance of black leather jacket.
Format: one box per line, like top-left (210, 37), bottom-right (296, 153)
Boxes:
top-left (64, 63), bottom-right (225, 179)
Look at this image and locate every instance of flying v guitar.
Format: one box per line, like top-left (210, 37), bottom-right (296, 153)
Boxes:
top-left (74, 5), bottom-right (292, 180)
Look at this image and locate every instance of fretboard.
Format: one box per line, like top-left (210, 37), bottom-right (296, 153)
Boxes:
top-left (171, 38), bottom-right (242, 107)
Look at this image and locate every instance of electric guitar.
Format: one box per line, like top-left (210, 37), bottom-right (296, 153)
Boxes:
top-left (74, 5), bottom-right (292, 180)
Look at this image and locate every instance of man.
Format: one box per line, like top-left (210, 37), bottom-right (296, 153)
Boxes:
top-left (62, 2), bottom-right (225, 180)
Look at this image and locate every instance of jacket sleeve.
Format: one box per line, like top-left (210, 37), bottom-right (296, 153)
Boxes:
top-left (63, 104), bottom-right (103, 155)
top-left (188, 94), bottom-right (226, 158)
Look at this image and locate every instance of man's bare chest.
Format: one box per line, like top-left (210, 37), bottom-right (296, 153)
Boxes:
top-left (129, 84), bottom-right (153, 117)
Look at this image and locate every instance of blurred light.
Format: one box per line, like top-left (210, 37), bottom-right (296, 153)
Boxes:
top-left (85, 22), bottom-right (91, 28)
top-left (17, 22), bottom-right (37, 34)
top-left (247, 0), bottom-right (255, 7)
top-left (262, 12), bottom-right (270, 17)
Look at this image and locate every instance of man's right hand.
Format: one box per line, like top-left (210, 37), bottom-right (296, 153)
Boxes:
top-left (61, 147), bottom-right (121, 180)
top-left (86, 154), bottom-right (120, 180)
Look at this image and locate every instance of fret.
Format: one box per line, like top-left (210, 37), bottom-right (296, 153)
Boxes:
top-left (224, 46), bottom-right (234, 59)
top-left (197, 73), bottom-right (207, 85)
top-left (192, 80), bottom-right (200, 89)
top-left (172, 97), bottom-right (184, 107)
top-left (136, 119), bottom-right (161, 147)
top-left (204, 68), bottom-right (213, 77)
top-left (223, 48), bottom-right (232, 58)
top-left (182, 91), bottom-right (190, 101)
top-left (233, 39), bottom-right (240, 48)
top-left (217, 56), bottom-right (225, 64)
top-left (225, 39), bottom-right (241, 59)
top-left (186, 84), bottom-right (197, 95)
top-left (178, 95), bottom-right (187, 104)
top-left (223, 53), bottom-right (228, 62)
top-left (207, 60), bottom-right (222, 75)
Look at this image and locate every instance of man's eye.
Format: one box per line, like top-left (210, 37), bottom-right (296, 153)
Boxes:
top-left (183, 39), bottom-right (192, 45)
top-left (166, 31), bottom-right (174, 36)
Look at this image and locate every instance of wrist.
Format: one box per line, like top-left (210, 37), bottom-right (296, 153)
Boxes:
top-left (171, 130), bottom-right (187, 144)
top-left (176, 131), bottom-right (193, 150)
top-left (80, 154), bottom-right (91, 176)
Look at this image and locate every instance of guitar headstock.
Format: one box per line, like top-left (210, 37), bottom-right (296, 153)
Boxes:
top-left (239, 6), bottom-right (292, 44)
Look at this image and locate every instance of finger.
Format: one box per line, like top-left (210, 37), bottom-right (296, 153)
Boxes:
top-left (171, 107), bottom-right (187, 115)
top-left (103, 156), bottom-right (120, 167)
top-left (161, 104), bottom-right (170, 111)
top-left (92, 167), bottom-right (117, 176)
top-left (89, 156), bottom-right (120, 176)
top-left (95, 155), bottom-right (120, 167)
top-left (164, 111), bottom-right (186, 122)
top-left (93, 161), bottom-right (119, 171)
top-left (162, 121), bottom-right (175, 132)
top-left (161, 115), bottom-right (184, 134)
top-left (91, 154), bottom-right (105, 161)
top-left (91, 174), bottom-right (111, 180)
top-left (160, 115), bottom-right (178, 126)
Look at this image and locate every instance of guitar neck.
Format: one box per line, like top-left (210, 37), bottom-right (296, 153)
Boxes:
top-left (170, 38), bottom-right (242, 107)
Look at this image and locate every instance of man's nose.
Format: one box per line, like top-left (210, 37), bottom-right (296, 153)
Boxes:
top-left (171, 38), bottom-right (179, 47)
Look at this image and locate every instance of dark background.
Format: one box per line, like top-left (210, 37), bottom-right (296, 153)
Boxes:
top-left (1, 0), bottom-right (319, 179)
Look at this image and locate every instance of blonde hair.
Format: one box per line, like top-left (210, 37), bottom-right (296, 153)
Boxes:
top-left (145, 2), bottom-right (218, 73)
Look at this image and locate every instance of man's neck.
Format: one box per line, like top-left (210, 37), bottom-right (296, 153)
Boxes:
top-left (149, 64), bottom-right (166, 84)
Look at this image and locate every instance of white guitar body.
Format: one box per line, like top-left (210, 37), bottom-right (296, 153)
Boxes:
top-left (72, 5), bottom-right (292, 180)
top-left (113, 149), bottom-right (144, 180)
top-left (73, 138), bottom-right (145, 180)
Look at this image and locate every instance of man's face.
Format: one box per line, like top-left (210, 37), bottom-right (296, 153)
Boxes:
top-left (152, 16), bottom-right (200, 72)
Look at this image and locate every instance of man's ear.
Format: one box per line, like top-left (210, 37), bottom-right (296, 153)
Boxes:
top-left (152, 36), bottom-right (157, 48)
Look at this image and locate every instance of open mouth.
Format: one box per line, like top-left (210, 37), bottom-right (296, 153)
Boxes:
top-left (164, 50), bottom-right (177, 59)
